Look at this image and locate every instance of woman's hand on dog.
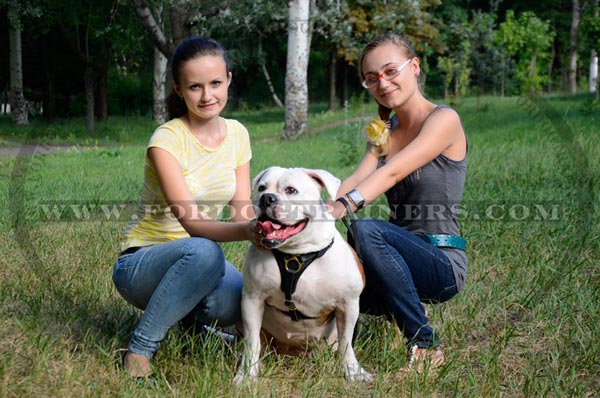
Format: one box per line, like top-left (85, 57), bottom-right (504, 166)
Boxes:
top-left (247, 219), bottom-right (269, 250)
top-left (326, 199), bottom-right (347, 220)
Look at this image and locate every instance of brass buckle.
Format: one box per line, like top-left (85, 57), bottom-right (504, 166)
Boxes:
top-left (284, 255), bottom-right (303, 273)
top-left (285, 300), bottom-right (297, 310)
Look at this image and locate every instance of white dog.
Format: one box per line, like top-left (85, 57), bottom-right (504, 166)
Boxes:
top-left (233, 167), bottom-right (372, 383)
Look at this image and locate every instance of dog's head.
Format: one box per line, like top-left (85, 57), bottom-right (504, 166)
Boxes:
top-left (252, 167), bottom-right (340, 251)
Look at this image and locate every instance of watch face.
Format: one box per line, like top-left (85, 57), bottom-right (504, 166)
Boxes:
top-left (349, 190), bottom-right (365, 206)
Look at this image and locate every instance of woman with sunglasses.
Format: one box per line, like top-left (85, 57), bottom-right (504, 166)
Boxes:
top-left (329, 32), bottom-right (468, 373)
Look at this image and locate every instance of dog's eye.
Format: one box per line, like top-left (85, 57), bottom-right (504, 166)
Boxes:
top-left (257, 185), bottom-right (266, 192)
top-left (284, 186), bottom-right (297, 195)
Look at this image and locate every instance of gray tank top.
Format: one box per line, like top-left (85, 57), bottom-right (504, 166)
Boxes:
top-left (378, 104), bottom-right (468, 291)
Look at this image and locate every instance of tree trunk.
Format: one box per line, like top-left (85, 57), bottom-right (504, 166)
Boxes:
top-left (530, 53), bottom-right (537, 77)
top-left (169, 5), bottom-right (189, 47)
top-left (500, 56), bottom-right (506, 98)
top-left (589, 50), bottom-right (598, 94)
top-left (153, 46), bottom-right (168, 124)
top-left (46, 78), bottom-right (56, 122)
top-left (341, 61), bottom-right (349, 108)
top-left (590, 0), bottom-right (599, 97)
top-left (568, 0), bottom-right (580, 94)
top-left (597, 69), bottom-right (600, 102)
top-left (84, 65), bottom-right (95, 132)
top-left (328, 45), bottom-right (337, 112)
top-left (258, 37), bottom-right (283, 108)
top-left (261, 64), bottom-right (284, 108)
top-left (282, 0), bottom-right (311, 140)
top-left (132, 0), bottom-right (173, 57)
top-left (476, 74), bottom-right (483, 110)
top-left (453, 72), bottom-right (459, 97)
top-left (547, 38), bottom-right (556, 93)
top-left (133, 0), bottom-right (227, 59)
top-left (8, 0), bottom-right (28, 125)
top-left (530, 52), bottom-right (538, 94)
top-left (96, 66), bottom-right (108, 122)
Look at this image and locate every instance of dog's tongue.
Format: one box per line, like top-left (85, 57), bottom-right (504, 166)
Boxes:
top-left (258, 220), bottom-right (282, 235)
top-left (258, 220), bottom-right (306, 241)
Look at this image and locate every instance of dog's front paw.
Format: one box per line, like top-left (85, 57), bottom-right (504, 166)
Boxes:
top-left (347, 368), bottom-right (374, 383)
top-left (233, 366), bottom-right (259, 385)
top-left (232, 373), bottom-right (246, 385)
top-left (233, 372), bottom-right (257, 385)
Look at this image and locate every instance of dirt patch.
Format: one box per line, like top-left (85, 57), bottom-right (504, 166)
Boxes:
top-left (0, 144), bottom-right (86, 157)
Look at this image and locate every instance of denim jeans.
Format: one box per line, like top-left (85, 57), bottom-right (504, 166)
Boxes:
top-left (350, 218), bottom-right (458, 348)
top-left (112, 237), bottom-right (243, 359)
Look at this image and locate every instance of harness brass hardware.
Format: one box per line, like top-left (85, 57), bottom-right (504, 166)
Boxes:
top-left (272, 238), bottom-right (334, 321)
top-left (284, 255), bottom-right (303, 273)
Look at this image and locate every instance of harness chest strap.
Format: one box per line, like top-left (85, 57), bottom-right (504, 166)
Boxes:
top-left (271, 239), bottom-right (335, 321)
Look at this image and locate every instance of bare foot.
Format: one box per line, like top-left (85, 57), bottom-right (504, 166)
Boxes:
top-left (123, 351), bottom-right (153, 378)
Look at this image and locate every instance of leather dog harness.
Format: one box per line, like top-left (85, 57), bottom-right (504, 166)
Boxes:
top-left (271, 239), bottom-right (335, 321)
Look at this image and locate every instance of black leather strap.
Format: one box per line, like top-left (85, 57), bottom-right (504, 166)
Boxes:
top-left (272, 239), bottom-right (334, 321)
top-left (337, 197), bottom-right (360, 257)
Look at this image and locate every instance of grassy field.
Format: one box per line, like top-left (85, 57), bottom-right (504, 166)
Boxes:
top-left (0, 94), bottom-right (598, 397)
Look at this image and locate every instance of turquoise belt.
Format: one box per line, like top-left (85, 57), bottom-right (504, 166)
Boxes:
top-left (418, 234), bottom-right (466, 250)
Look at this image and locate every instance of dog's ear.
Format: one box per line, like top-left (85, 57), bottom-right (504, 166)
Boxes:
top-left (252, 167), bottom-right (272, 190)
top-left (299, 168), bottom-right (341, 200)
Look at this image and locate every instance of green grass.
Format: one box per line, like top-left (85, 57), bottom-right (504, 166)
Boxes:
top-left (0, 94), bottom-right (599, 397)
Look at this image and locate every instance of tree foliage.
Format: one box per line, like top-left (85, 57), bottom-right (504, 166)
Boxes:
top-left (497, 10), bottom-right (555, 94)
top-left (336, 0), bottom-right (444, 65)
top-left (1, 0), bottom-right (595, 125)
top-left (581, 5), bottom-right (600, 55)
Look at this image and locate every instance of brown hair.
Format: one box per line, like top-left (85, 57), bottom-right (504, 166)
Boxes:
top-left (167, 36), bottom-right (231, 120)
top-left (359, 33), bottom-right (418, 122)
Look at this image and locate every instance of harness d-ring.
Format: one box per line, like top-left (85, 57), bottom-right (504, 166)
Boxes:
top-left (284, 255), bottom-right (303, 273)
top-left (272, 239), bottom-right (335, 321)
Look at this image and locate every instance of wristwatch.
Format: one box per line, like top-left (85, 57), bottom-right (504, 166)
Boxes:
top-left (346, 189), bottom-right (365, 211)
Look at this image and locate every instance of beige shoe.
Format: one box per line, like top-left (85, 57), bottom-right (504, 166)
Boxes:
top-left (123, 351), bottom-right (153, 378)
top-left (402, 344), bottom-right (445, 373)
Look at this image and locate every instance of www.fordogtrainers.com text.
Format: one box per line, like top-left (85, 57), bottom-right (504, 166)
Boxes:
top-left (33, 201), bottom-right (572, 223)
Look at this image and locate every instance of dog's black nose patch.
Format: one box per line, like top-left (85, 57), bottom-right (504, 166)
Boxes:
top-left (259, 193), bottom-right (277, 209)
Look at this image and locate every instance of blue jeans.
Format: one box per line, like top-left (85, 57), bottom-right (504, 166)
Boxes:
top-left (112, 237), bottom-right (243, 359)
top-left (350, 218), bottom-right (458, 348)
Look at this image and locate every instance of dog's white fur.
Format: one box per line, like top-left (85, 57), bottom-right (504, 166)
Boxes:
top-left (233, 167), bottom-right (372, 383)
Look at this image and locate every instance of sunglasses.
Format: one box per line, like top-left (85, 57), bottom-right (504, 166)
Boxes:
top-left (361, 58), bottom-right (413, 89)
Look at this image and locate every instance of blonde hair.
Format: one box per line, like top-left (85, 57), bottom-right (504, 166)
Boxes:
top-left (359, 33), bottom-right (418, 122)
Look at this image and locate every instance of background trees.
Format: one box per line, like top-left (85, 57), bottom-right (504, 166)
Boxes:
top-left (6, 0), bottom-right (32, 125)
top-left (282, 0), bottom-right (311, 140)
top-left (582, 1), bottom-right (600, 98)
top-left (497, 10), bottom-right (555, 94)
top-left (1, 0), bottom-right (598, 136)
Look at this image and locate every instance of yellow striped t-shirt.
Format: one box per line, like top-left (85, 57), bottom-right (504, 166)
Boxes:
top-left (120, 117), bottom-right (251, 252)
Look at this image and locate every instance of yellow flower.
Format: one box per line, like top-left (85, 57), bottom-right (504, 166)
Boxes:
top-left (363, 118), bottom-right (390, 156)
